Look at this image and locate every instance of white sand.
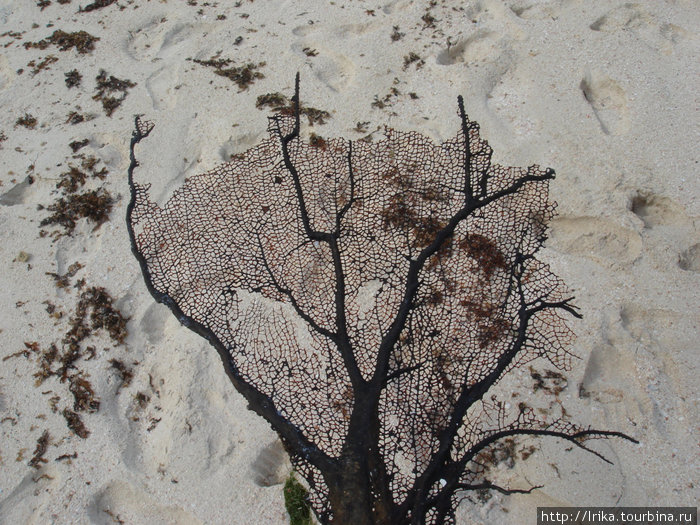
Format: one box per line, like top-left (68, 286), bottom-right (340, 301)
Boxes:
top-left (0, 1), bottom-right (697, 523)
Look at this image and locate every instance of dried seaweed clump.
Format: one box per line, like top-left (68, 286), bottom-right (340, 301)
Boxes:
top-left (530, 366), bottom-right (568, 395)
top-left (391, 26), bottom-right (405, 42)
top-left (27, 55), bottom-right (58, 75)
top-left (93, 69), bottom-right (136, 117)
top-left (192, 57), bottom-right (265, 91)
top-left (46, 260), bottom-right (84, 289)
top-left (256, 92), bottom-right (330, 126)
top-left (79, 0), bottom-right (116, 12)
top-left (403, 52), bottom-right (425, 70)
top-left (66, 111), bottom-right (87, 125)
top-left (29, 430), bottom-right (51, 468)
top-left (35, 286), bottom-right (127, 381)
top-left (62, 408), bottom-right (89, 438)
top-left (74, 286), bottom-right (129, 345)
top-left (55, 155), bottom-right (107, 193)
top-left (30, 285), bottom-right (127, 438)
top-left (15, 113), bottom-right (37, 129)
top-left (4, 255), bottom-right (129, 447)
top-left (128, 76), bottom-right (636, 524)
top-left (40, 151), bottom-right (112, 236)
top-left (41, 188), bottom-right (113, 234)
top-left (24, 30), bottom-right (99, 54)
top-left (109, 358), bottom-right (134, 392)
top-left (65, 69), bottom-right (82, 88)
top-left (69, 138), bottom-right (89, 152)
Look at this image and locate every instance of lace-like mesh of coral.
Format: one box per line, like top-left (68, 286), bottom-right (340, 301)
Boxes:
top-left (130, 110), bottom-right (576, 523)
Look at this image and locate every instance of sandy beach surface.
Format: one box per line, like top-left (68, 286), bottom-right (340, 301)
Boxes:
top-left (0, 0), bottom-right (698, 523)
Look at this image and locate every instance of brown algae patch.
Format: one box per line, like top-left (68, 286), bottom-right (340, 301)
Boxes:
top-left (79, 0), bottom-right (117, 13)
top-left (15, 114), bottom-right (38, 129)
top-left (29, 430), bottom-right (51, 468)
top-left (93, 70), bottom-right (136, 117)
top-left (65, 69), bottom-right (82, 88)
top-left (255, 92), bottom-right (331, 126)
top-left (192, 57), bottom-right (265, 91)
top-left (7, 282), bottom-right (130, 444)
top-left (40, 153), bottom-right (112, 236)
top-left (24, 30), bottom-right (99, 54)
top-left (41, 189), bottom-right (113, 235)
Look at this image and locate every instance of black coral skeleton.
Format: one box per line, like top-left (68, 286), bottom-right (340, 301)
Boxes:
top-left (127, 75), bottom-right (635, 525)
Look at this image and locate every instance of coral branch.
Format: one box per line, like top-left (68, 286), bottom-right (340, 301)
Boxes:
top-left (127, 77), bottom-right (636, 525)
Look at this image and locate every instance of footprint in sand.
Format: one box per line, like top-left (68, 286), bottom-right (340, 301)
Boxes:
top-left (437, 0), bottom-right (525, 67)
top-left (146, 65), bottom-right (182, 111)
top-left (658, 23), bottom-right (690, 47)
top-left (580, 342), bottom-right (628, 405)
top-left (590, 3), bottom-right (655, 32)
top-left (590, 4), bottom-right (690, 55)
top-left (313, 53), bottom-right (356, 93)
top-left (436, 29), bottom-right (516, 104)
top-left (436, 30), bottom-right (503, 65)
top-left (548, 216), bottom-right (642, 264)
top-left (678, 243), bottom-right (700, 272)
top-left (509, 1), bottom-right (563, 21)
top-left (619, 304), bottom-right (684, 344)
top-left (580, 71), bottom-right (630, 136)
top-left (218, 131), bottom-right (263, 162)
top-left (88, 481), bottom-right (202, 525)
top-left (290, 26), bottom-right (360, 93)
top-left (0, 467), bottom-right (59, 523)
top-left (291, 41), bottom-right (356, 93)
top-left (381, 0), bottom-right (413, 14)
top-left (618, 304), bottom-right (694, 436)
top-left (127, 18), bottom-right (203, 61)
top-left (250, 440), bottom-right (291, 487)
top-left (139, 301), bottom-right (172, 344)
top-left (292, 21), bottom-right (376, 38)
top-left (0, 176), bottom-right (34, 206)
top-left (628, 191), bottom-right (698, 271)
top-left (0, 54), bottom-right (15, 91)
top-left (628, 192), bottom-right (689, 228)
